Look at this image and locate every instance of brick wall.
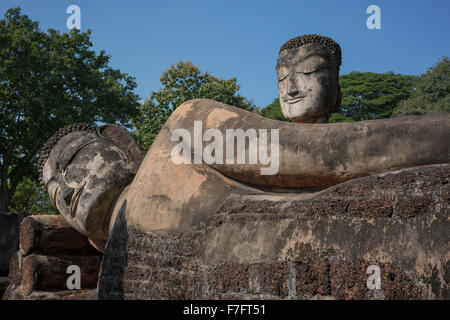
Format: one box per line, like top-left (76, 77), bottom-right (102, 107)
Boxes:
top-left (98, 164), bottom-right (449, 300)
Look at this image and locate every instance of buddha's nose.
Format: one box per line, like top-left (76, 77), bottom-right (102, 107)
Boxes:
top-left (287, 77), bottom-right (300, 97)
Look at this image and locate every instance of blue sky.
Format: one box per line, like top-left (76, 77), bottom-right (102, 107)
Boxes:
top-left (1, 0), bottom-right (449, 108)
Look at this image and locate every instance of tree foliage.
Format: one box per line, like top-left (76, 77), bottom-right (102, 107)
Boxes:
top-left (393, 57), bottom-right (450, 116)
top-left (133, 61), bottom-right (257, 151)
top-left (9, 177), bottom-right (57, 216)
top-left (0, 7), bottom-right (140, 212)
top-left (261, 72), bottom-right (416, 123)
top-left (328, 112), bottom-right (355, 123)
top-left (260, 98), bottom-right (286, 121)
top-left (329, 71), bottom-right (415, 122)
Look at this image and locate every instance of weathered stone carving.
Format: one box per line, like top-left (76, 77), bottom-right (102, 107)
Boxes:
top-left (99, 165), bottom-right (449, 300)
top-left (38, 123), bottom-right (143, 241)
top-left (38, 103), bottom-right (450, 241)
top-left (35, 34), bottom-right (450, 299)
top-left (3, 215), bottom-right (101, 300)
top-left (277, 34), bottom-right (341, 123)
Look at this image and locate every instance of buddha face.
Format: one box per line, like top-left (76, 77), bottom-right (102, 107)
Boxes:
top-left (277, 43), bottom-right (340, 123)
top-left (42, 131), bottom-right (134, 240)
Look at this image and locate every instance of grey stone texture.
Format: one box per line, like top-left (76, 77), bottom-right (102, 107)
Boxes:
top-left (40, 124), bottom-right (142, 241)
top-left (98, 164), bottom-right (449, 300)
top-left (36, 35), bottom-right (450, 300)
top-left (3, 215), bottom-right (102, 300)
top-left (277, 34), bottom-right (341, 123)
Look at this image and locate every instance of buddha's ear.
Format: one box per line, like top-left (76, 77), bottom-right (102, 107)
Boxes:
top-left (98, 124), bottom-right (144, 174)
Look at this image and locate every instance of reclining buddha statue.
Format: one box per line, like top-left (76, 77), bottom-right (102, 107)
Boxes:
top-left (37, 34), bottom-right (450, 249)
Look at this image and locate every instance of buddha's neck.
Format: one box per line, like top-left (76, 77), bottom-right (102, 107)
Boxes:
top-left (291, 114), bottom-right (329, 124)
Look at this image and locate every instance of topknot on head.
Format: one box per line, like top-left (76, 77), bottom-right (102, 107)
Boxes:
top-left (279, 34), bottom-right (342, 67)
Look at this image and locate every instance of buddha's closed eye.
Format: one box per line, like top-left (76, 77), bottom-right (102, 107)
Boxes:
top-left (62, 141), bottom-right (96, 175)
top-left (296, 66), bottom-right (331, 75)
top-left (294, 54), bottom-right (331, 73)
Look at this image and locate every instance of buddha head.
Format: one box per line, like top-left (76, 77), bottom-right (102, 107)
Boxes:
top-left (38, 123), bottom-right (143, 241)
top-left (277, 34), bottom-right (342, 123)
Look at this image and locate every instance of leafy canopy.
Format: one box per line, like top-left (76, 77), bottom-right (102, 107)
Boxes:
top-left (330, 71), bottom-right (415, 122)
top-left (260, 98), bottom-right (286, 121)
top-left (261, 71), bottom-right (417, 123)
top-left (393, 57), bottom-right (450, 116)
top-left (0, 7), bottom-right (140, 213)
top-left (133, 61), bottom-right (257, 151)
top-left (9, 177), bottom-right (58, 216)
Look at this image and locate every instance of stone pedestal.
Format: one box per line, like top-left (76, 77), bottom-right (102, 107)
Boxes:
top-left (98, 164), bottom-right (449, 300)
top-left (2, 215), bottom-right (102, 300)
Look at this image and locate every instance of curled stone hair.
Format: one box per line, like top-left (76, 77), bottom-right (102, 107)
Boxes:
top-left (279, 34), bottom-right (342, 67)
top-left (38, 123), bottom-right (98, 189)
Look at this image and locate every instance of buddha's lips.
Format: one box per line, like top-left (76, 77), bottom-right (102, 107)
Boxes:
top-left (285, 97), bottom-right (305, 103)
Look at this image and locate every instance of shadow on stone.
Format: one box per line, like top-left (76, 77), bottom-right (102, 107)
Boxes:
top-left (97, 200), bottom-right (128, 299)
top-left (0, 213), bottom-right (20, 277)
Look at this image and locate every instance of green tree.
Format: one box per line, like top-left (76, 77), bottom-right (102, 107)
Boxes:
top-left (393, 57), bottom-right (450, 116)
top-left (328, 113), bottom-right (355, 123)
top-left (0, 8), bottom-right (140, 213)
top-left (260, 98), bottom-right (287, 121)
top-left (133, 61), bottom-right (257, 151)
top-left (9, 177), bottom-right (57, 216)
top-left (261, 72), bottom-right (415, 123)
top-left (329, 71), bottom-right (415, 122)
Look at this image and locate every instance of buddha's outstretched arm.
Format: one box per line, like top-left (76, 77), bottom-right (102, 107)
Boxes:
top-left (161, 99), bottom-right (450, 188)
